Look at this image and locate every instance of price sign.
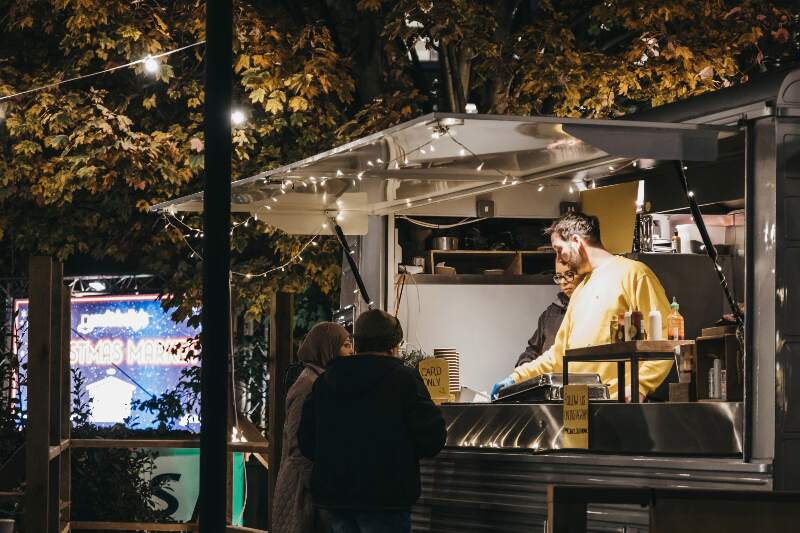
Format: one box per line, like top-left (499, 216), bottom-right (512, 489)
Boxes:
top-left (419, 358), bottom-right (449, 403)
top-left (562, 384), bottom-right (589, 449)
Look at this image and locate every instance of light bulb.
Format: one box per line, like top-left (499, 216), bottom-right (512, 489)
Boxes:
top-left (231, 109), bottom-right (246, 126)
top-left (476, 162), bottom-right (484, 171)
top-left (537, 185), bottom-right (544, 192)
top-left (143, 56), bottom-right (160, 74)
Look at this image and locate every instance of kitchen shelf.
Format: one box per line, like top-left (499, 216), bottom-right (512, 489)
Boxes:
top-left (426, 249), bottom-right (555, 275)
top-left (396, 273), bottom-right (554, 285)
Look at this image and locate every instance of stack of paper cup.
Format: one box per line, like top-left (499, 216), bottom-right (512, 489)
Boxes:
top-left (433, 348), bottom-right (461, 394)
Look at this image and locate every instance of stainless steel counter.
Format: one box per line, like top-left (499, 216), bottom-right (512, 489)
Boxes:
top-left (411, 402), bottom-right (765, 532)
top-left (442, 401), bottom-right (742, 455)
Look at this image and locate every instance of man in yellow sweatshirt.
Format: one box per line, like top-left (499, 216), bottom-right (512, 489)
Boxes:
top-left (491, 212), bottom-right (673, 402)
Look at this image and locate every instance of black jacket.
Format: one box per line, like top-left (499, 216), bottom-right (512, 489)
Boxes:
top-left (515, 292), bottom-right (569, 367)
top-left (298, 353), bottom-right (447, 511)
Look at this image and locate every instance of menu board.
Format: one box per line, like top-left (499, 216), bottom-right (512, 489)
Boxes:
top-left (562, 384), bottom-right (589, 449)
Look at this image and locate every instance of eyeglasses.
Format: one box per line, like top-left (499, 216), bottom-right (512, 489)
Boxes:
top-left (553, 271), bottom-right (576, 284)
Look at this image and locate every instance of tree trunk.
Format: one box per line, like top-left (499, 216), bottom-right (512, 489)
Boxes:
top-left (353, 11), bottom-right (384, 107)
top-left (485, 0), bottom-right (523, 113)
top-left (457, 45), bottom-right (472, 110)
top-left (448, 44), bottom-right (466, 113)
top-left (440, 41), bottom-right (458, 112)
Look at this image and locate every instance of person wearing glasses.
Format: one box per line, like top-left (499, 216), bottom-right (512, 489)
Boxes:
top-left (514, 261), bottom-right (583, 368)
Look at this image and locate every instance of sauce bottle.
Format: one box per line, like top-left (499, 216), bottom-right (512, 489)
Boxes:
top-left (667, 297), bottom-right (685, 340)
top-left (630, 309), bottom-right (645, 341)
top-left (671, 230), bottom-right (681, 253)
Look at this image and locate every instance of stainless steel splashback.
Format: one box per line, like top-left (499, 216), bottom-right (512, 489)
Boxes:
top-left (441, 402), bottom-right (742, 455)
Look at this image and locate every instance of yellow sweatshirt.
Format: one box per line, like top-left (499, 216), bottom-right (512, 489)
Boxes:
top-left (512, 255), bottom-right (673, 399)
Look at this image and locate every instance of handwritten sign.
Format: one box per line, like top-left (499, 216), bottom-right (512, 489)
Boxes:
top-left (419, 358), bottom-right (449, 403)
top-left (562, 384), bottom-right (589, 449)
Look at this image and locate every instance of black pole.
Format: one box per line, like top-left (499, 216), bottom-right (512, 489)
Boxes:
top-left (333, 221), bottom-right (373, 308)
top-left (200, 0), bottom-right (232, 530)
top-left (673, 160), bottom-right (745, 329)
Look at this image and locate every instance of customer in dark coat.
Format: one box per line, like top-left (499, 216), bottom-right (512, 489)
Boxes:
top-left (515, 260), bottom-right (583, 367)
top-left (272, 322), bottom-right (353, 533)
top-left (298, 309), bottom-right (447, 533)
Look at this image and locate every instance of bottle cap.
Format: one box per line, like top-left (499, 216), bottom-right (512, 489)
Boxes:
top-left (671, 297), bottom-right (679, 310)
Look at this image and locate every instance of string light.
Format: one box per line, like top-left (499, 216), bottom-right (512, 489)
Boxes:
top-left (230, 227), bottom-right (324, 280)
top-left (143, 56), bottom-right (160, 74)
top-left (231, 109), bottom-right (246, 126)
top-left (476, 162), bottom-right (484, 171)
top-left (0, 40), bottom-right (206, 102)
top-left (537, 185), bottom-right (545, 192)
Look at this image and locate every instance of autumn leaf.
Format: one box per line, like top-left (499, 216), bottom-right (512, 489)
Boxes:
top-left (189, 138), bottom-right (204, 152)
top-left (288, 95), bottom-right (309, 112)
top-left (235, 54), bottom-right (251, 73)
top-left (249, 88), bottom-right (266, 103)
top-left (143, 94), bottom-right (157, 109)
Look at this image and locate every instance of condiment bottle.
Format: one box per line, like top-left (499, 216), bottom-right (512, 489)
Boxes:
top-left (616, 315), bottom-right (626, 343)
top-left (623, 311), bottom-right (633, 341)
top-left (610, 316), bottom-right (619, 344)
top-left (671, 230), bottom-right (681, 253)
top-left (667, 297), bottom-right (685, 340)
top-left (648, 309), bottom-right (663, 341)
top-left (630, 309), bottom-right (645, 341)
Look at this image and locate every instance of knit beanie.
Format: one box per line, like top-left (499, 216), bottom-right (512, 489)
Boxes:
top-left (353, 309), bottom-right (404, 353)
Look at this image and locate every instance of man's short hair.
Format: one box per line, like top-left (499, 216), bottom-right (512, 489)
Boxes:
top-left (354, 309), bottom-right (404, 353)
top-left (545, 212), bottom-right (602, 245)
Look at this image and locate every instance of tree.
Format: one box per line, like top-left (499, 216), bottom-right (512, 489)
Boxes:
top-left (0, 0), bottom-right (796, 322)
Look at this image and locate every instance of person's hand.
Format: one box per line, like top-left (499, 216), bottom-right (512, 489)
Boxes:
top-left (623, 385), bottom-right (646, 403)
top-left (491, 376), bottom-right (516, 400)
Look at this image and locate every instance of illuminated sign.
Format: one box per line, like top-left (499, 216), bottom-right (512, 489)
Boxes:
top-left (14, 294), bottom-right (200, 430)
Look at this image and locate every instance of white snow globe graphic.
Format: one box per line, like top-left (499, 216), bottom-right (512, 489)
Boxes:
top-left (85, 368), bottom-right (136, 424)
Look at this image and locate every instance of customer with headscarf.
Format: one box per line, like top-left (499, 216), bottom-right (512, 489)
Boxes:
top-left (272, 322), bottom-right (353, 533)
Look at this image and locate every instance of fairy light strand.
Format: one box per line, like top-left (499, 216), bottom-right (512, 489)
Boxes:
top-left (0, 40), bottom-right (206, 102)
top-left (162, 213), bottom-right (323, 281)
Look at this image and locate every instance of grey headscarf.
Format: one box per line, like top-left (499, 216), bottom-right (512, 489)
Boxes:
top-left (297, 322), bottom-right (349, 369)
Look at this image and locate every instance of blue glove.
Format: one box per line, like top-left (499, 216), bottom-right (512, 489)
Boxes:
top-left (491, 376), bottom-right (516, 400)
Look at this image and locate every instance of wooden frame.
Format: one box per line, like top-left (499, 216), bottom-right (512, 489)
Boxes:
top-left (21, 257), bottom-right (278, 533)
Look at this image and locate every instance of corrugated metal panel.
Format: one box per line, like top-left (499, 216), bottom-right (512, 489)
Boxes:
top-left (412, 451), bottom-right (772, 532)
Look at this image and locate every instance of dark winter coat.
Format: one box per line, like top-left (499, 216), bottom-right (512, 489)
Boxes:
top-left (297, 353), bottom-right (447, 511)
top-left (515, 292), bottom-right (569, 367)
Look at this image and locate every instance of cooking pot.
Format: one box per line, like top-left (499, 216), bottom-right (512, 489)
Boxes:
top-left (431, 236), bottom-right (459, 250)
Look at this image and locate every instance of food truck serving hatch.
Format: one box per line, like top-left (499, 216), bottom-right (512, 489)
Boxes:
top-left (150, 113), bottom-right (736, 235)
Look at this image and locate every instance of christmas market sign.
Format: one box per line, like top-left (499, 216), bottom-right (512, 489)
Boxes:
top-left (419, 358), bottom-right (449, 403)
top-left (562, 384), bottom-right (589, 449)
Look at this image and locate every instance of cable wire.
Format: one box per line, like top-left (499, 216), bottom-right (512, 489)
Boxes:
top-left (0, 41), bottom-right (206, 102)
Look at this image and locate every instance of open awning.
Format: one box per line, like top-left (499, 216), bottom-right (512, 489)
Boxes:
top-left (150, 113), bottom-right (736, 235)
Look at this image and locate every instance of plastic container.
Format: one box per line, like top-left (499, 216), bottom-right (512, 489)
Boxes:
top-left (648, 309), bottom-right (663, 341)
top-left (667, 298), bottom-right (685, 340)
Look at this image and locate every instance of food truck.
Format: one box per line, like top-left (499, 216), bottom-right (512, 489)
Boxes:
top-left (153, 67), bottom-right (800, 530)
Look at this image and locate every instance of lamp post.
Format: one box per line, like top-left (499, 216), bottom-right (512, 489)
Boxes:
top-left (200, 0), bottom-right (232, 531)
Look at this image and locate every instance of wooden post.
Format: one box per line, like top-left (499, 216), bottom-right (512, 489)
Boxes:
top-left (60, 284), bottom-right (72, 529)
top-left (48, 263), bottom-right (64, 532)
top-left (26, 256), bottom-right (54, 533)
top-left (266, 292), bottom-right (293, 529)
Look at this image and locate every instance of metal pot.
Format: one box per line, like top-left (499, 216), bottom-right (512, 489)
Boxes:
top-left (431, 236), bottom-right (459, 250)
